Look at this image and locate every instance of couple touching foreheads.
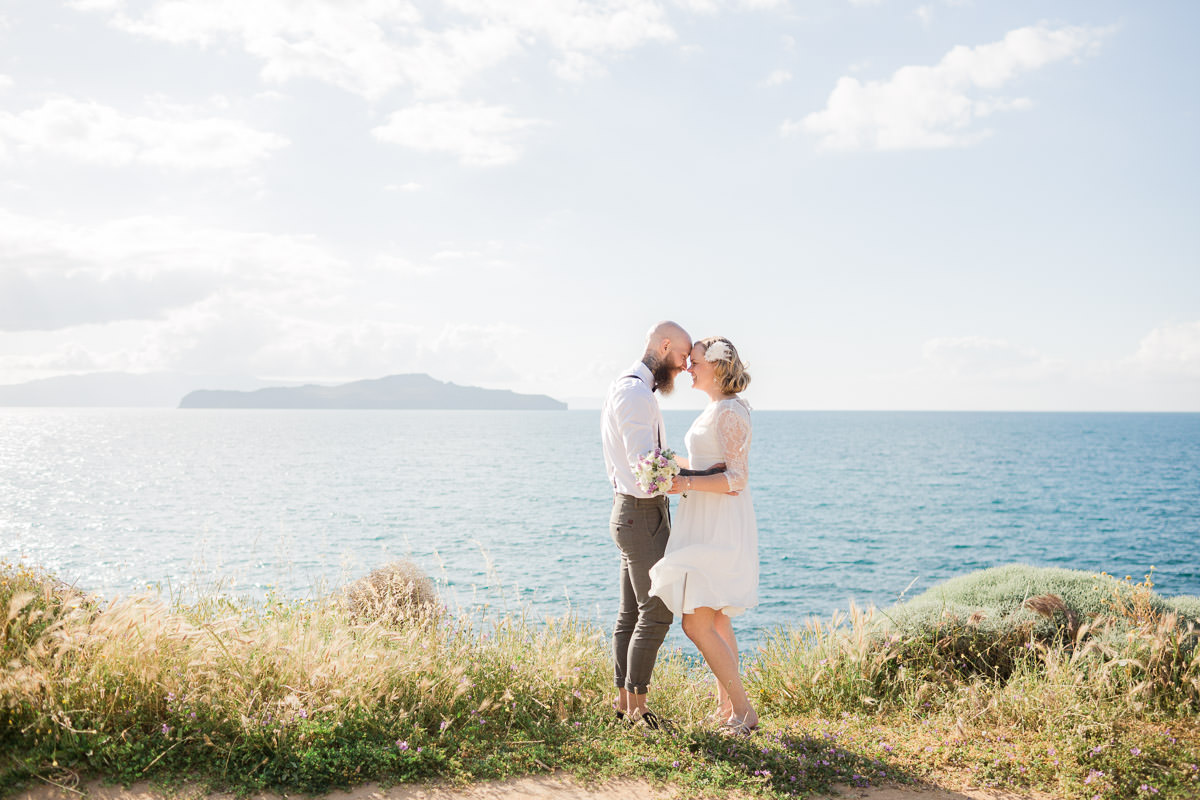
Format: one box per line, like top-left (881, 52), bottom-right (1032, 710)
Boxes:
top-left (600, 320), bottom-right (759, 736)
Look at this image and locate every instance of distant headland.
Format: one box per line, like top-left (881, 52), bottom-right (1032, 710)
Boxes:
top-left (179, 373), bottom-right (567, 410)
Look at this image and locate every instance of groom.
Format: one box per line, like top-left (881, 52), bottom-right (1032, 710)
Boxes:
top-left (600, 320), bottom-right (692, 729)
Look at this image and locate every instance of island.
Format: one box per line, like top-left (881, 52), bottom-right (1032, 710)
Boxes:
top-left (179, 373), bottom-right (567, 410)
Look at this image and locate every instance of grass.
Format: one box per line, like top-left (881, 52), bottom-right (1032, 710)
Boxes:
top-left (2, 560), bottom-right (1198, 800)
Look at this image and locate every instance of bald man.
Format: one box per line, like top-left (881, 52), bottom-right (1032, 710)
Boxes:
top-left (600, 320), bottom-right (692, 728)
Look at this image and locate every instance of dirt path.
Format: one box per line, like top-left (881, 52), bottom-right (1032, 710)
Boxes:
top-left (14, 776), bottom-right (1059, 800)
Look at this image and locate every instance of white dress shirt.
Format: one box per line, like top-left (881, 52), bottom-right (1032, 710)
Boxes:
top-left (601, 361), bottom-right (668, 498)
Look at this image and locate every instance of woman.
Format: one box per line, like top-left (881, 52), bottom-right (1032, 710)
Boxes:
top-left (649, 336), bottom-right (758, 735)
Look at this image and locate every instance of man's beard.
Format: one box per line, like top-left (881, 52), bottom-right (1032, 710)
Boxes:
top-left (652, 359), bottom-right (678, 396)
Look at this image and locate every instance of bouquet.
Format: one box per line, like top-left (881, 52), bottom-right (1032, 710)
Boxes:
top-left (634, 447), bottom-right (681, 497)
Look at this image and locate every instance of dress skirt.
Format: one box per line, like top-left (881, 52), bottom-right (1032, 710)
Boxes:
top-left (648, 486), bottom-right (758, 618)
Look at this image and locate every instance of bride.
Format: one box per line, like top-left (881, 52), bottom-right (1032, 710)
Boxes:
top-left (649, 336), bottom-right (759, 735)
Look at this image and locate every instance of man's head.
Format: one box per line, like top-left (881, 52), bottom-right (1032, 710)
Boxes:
top-left (642, 320), bottom-right (692, 395)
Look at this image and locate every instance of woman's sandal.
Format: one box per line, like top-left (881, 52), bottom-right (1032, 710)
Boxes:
top-left (719, 715), bottom-right (759, 737)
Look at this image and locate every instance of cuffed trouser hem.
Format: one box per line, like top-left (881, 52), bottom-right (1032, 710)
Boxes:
top-left (624, 682), bottom-right (650, 694)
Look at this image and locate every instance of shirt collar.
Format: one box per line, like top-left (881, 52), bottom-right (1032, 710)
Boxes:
top-left (629, 361), bottom-right (654, 389)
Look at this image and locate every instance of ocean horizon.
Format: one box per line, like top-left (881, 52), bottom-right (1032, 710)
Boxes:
top-left (2, 408), bottom-right (1197, 649)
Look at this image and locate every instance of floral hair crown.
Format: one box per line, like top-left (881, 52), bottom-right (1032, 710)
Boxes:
top-left (704, 339), bottom-right (732, 363)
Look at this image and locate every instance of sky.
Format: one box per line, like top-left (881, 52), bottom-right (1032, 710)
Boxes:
top-left (0, 0), bottom-right (1197, 411)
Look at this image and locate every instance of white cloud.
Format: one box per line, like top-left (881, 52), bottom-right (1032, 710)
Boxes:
top-left (762, 68), bottom-right (792, 87)
top-left (0, 97), bottom-right (288, 169)
top-left (0, 343), bottom-right (107, 373)
top-left (670, 0), bottom-right (783, 10)
top-left (67, 0), bottom-right (124, 10)
top-left (384, 181), bottom-right (423, 192)
top-left (0, 75), bottom-right (12, 91)
top-left (433, 250), bottom-right (481, 260)
top-left (0, 209), bottom-right (345, 330)
top-left (446, 0), bottom-right (674, 55)
top-left (915, 4), bottom-right (934, 27)
top-left (921, 336), bottom-right (1065, 381)
top-left (901, 327), bottom-right (1200, 410)
top-left (368, 253), bottom-right (438, 277)
top-left (77, 0), bottom-right (675, 101)
top-left (1130, 321), bottom-right (1200, 377)
top-left (372, 101), bottom-right (543, 166)
top-left (131, 295), bottom-right (524, 384)
top-left (670, 0), bottom-right (719, 12)
top-left (790, 22), bottom-right (1113, 151)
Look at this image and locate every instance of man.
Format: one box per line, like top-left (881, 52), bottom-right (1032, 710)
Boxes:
top-left (600, 320), bottom-right (692, 729)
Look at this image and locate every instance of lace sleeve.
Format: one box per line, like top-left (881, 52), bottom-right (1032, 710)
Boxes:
top-left (716, 403), bottom-right (751, 492)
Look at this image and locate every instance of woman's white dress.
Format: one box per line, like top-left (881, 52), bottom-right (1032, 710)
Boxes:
top-left (649, 397), bottom-right (758, 618)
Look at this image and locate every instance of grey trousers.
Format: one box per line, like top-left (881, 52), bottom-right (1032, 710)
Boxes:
top-left (610, 493), bottom-right (673, 694)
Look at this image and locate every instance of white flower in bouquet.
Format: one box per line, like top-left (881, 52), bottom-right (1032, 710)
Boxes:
top-left (634, 447), bottom-right (681, 497)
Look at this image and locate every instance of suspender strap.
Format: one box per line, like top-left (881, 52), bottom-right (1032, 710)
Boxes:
top-left (623, 373), bottom-right (663, 449)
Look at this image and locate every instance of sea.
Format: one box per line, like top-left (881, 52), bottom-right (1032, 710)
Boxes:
top-left (2, 409), bottom-right (1198, 650)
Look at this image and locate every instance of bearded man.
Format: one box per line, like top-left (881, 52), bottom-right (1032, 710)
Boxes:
top-left (599, 320), bottom-right (692, 729)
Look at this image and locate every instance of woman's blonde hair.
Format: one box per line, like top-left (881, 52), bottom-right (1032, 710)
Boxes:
top-left (698, 336), bottom-right (750, 394)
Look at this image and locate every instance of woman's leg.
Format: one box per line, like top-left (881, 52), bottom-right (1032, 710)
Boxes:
top-left (681, 607), bottom-right (756, 726)
top-left (711, 612), bottom-right (746, 721)
top-left (714, 611), bottom-right (738, 663)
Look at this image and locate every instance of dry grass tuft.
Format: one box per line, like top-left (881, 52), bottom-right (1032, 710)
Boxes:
top-left (1023, 592), bottom-right (1080, 638)
top-left (341, 560), bottom-right (441, 627)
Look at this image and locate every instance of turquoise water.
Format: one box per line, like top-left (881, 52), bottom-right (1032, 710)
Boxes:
top-left (2, 409), bottom-right (1198, 648)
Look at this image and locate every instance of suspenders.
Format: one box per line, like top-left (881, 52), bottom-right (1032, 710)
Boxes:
top-left (622, 372), bottom-right (664, 450)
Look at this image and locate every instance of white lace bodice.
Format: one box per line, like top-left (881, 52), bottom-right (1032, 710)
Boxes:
top-left (683, 397), bottom-right (752, 493)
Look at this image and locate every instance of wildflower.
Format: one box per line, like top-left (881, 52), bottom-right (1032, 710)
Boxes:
top-left (396, 740), bottom-right (409, 751)
top-left (1130, 747), bottom-right (1142, 756)
top-left (440, 720), bottom-right (450, 730)
top-left (161, 724), bottom-right (171, 735)
top-left (672, 761), bottom-right (679, 768)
